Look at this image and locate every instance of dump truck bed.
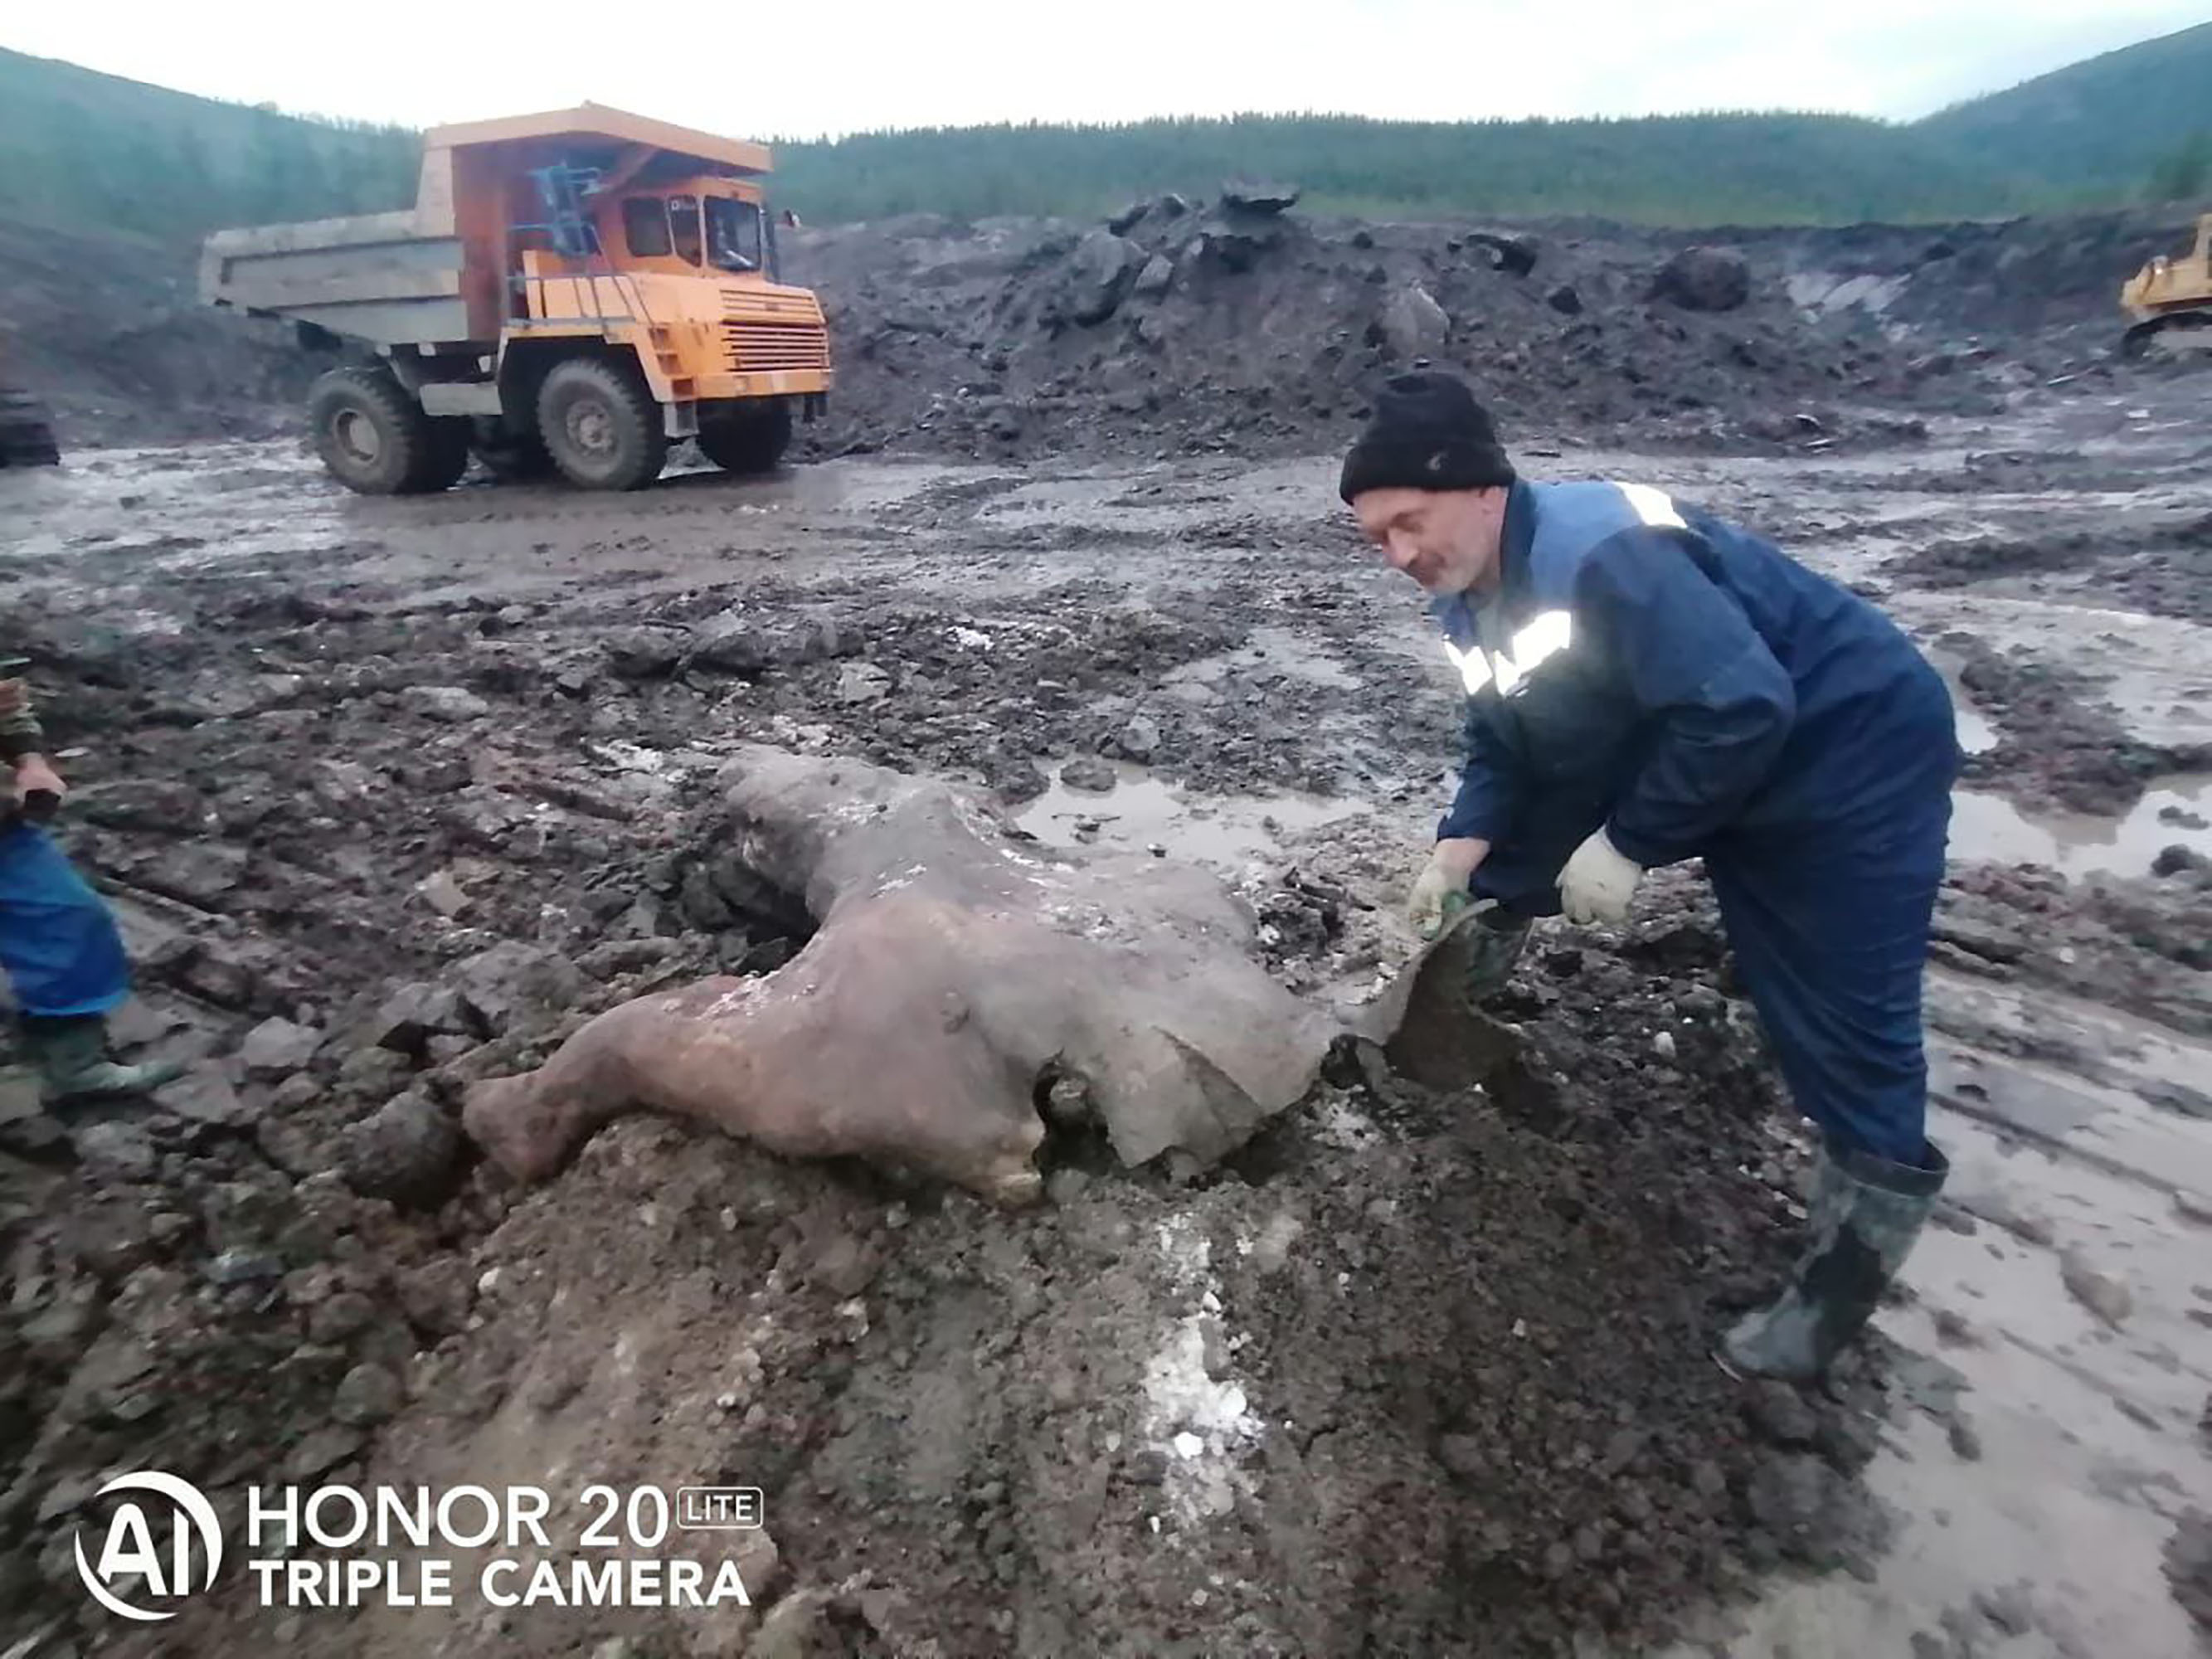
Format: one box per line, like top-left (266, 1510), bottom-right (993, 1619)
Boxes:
top-left (200, 208), bottom-right (477, 348)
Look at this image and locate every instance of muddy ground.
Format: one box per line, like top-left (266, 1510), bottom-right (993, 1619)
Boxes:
top-left (2, 312), bottom-right (2211, 1652)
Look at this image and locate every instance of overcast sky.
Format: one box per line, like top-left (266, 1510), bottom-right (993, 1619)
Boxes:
top-left (4, 5), bottom-right (2201, 139)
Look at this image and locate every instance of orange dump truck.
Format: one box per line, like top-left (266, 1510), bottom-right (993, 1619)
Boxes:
top-left (201, 104), bottom-right (831, 493)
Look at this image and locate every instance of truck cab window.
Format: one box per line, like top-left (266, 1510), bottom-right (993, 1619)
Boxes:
top-left (707, 198), bottom-right (763, 273)
top-left (668, 196), bottom-right (703, 265)
top-left (623, 198), bottom-right (672, 258)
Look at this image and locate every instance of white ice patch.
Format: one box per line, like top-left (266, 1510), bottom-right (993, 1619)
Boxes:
top-left (1142, 1216), bottom-right (1262, 1526)
top-left (591, 740), bottom-right (685, 776)
top-left (1310, 1098), bottom-right (1383, 1151)
top-left (952, 626), bottom-right (994, 651)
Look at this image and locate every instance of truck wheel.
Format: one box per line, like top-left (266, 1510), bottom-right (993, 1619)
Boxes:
top-left (471, 420), bottom-right (555, 482)
top-left (537, 358), bottom-right (667, 490)
top-left (696, 400), bottom-right (794, 475)
top-left (307, 367), bottom-right (462, 495)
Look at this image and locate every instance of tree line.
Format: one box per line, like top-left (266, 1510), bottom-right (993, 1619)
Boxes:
top-left (2, 41), bottom-right (2202, 246)
top-left (766, 111), bottom-right (2068, 226)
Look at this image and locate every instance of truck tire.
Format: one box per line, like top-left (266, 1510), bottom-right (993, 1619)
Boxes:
top-left (696, 400), bottom-right (794, 475)
top-left (307, 367), bottom-right (466, 495)
top-left (471, 420), bottom-right (556, 482)
top-left (537, 358), bottom-right (666, 490)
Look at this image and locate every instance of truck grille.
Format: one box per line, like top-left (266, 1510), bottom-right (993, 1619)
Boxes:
top-left (721, 320), bottom-right (830, 372)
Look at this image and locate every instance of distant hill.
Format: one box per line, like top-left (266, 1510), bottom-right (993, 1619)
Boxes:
top-left (0, 47), bottom-right (418, 242)
top-left (1918, 22), bottom-right (2212, 201)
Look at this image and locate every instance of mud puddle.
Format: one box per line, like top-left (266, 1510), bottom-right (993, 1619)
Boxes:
top-left (976, 457), bottom-right (1334, 537)
top-left (1952, 778), bottom-right (2212, 879)
top-left (1926, 648), bottom-right (2001, 754)
top-left (1898, 591), bottom-right (2212, 753)
top-left (1162, 624), bottom-right (1362, 693)
top-left (1014, 760), bottom-right (1369, 867)
top-left (0, 442), bottom-right (343, 575)
top-left (1664, 971), bottom-right (2212, 1659)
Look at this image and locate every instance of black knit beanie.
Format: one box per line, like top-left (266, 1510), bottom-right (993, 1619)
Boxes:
top-left (1338, 371), bottom-right (1515, 504)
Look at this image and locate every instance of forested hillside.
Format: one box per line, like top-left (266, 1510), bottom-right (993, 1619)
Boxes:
top-left (0, 48), bottom-right (418, 241)
top-left (1918, 20), bottom-right (2212, 202)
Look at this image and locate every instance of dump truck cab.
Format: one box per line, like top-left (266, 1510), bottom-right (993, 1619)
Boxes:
top-left (202, 104), bottom-right (831, 494)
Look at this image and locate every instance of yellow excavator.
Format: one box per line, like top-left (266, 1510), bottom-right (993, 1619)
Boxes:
top-left (2121, 213), bottom-right (2212, 358)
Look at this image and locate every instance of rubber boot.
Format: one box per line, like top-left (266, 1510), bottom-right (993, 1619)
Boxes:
top-left (1716, 1136), bottom-right (1948, 1382)
top-left (18, 1014), bottom-right (185, 1105)
top-left (1457, 907), bottom-right (1531, 1008)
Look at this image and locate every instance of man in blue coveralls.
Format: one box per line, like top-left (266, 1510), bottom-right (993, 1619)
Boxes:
top-left (1, 664), bottom-right (183, 1104)
top-left (1340, 372), bottom-right (1958, 1381)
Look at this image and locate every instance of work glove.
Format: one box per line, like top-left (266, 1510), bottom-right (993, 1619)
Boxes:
top-left (1407, 839), bottom-right (1485, 940)
top-left (1559, 826), bottom-right (1641, 925)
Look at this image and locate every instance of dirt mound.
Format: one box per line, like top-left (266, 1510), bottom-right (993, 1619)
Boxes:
top-left (0, 578), bottom-right (1907, 1653)
top-left (1940, 633), bottom-right (2212, 815)
top-left (785, 197), bottom-right (2000, 464)
top-left (1758, 207), bottom-right (2204, 353)
top-left (0, 216), bottom-right (317, 447)
top-left (357, 884), bottom-right (1892, 1659)
top-left (1895, 512), bottom-right (2212, 624)
top-left (5, 868), bottom-right (1900, 1657)
top-left (1933, 856), bottom-right (2212, 1038)
top-left (12, 192), bottom-right (2185, 462)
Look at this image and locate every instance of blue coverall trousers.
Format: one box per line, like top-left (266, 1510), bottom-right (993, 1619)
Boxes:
top-left (0, 823), bottom-right (133, 1019)
top-left (1469, 718), bottom-right (1957, 1169)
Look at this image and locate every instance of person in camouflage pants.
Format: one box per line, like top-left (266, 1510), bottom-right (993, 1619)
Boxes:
top-left (2, 663), bottom-right (182, 1102)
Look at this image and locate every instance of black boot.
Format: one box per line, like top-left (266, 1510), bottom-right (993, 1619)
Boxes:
top-left (18, 1014), bottom-right (186, 1105)
top-left (1717, 1137), bottom-right (1948, 1382)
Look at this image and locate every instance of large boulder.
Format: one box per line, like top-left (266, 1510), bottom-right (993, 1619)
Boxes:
top-left (1055, 229), bottom-right (1146, 327)
top-left (451, 942), bottom-right (590, 1038)
top-left (600, 628), bottom-right (688, 680)
top-left (1652, 246), bottom-right (1753, 312)
top-left (1380, 284), bottom-right (1452, 362)
top-left (686, 608), bottom-right (850, 677)
top-left (1463, 231), bottom-right (1539, 276)
top-left (240, 1017), bottom-right (323, 1078)
top-left (1195, 215), bottom-right (1291, 275)
top-left (368, 982), bottom-right (472, 1055)
top-left (1220, 179), bottom-right (1300, 215)
top-left (338, 1090), bottom-right (464, 1209)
